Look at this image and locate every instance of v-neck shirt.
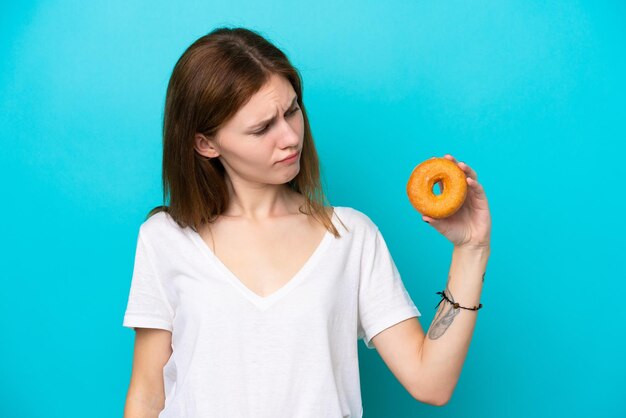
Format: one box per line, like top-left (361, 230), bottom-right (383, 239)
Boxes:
top-left (187, 213), bottom-right (335, 311)
top-left (122, 206), bottom-right (422, 418)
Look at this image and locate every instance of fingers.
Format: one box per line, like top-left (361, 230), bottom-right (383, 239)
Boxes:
top-left (467, 177), bottom-right (486, 196)
top-left (459, 162), bottom-right (478, 181)
top-left (442, 154), bottom-right (477, 181)
top-left (442, 154), bottom-right (484, 195)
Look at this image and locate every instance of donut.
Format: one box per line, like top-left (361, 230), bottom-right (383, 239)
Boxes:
top-left (406, 157), bottom-right (468, 219)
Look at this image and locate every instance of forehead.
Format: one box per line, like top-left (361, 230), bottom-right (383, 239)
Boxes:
top-left (234, 75), bottom-right (295, 119)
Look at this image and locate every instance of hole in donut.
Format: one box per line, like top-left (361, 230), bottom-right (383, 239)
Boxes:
top-left (433, 180), bottom-right (444, 196)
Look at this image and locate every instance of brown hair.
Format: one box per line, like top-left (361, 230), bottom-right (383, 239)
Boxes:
top-left (146, 26), bottom-right (345, 238)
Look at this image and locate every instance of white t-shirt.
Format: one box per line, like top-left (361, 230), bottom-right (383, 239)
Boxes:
top-left (122, 205), bottom-right (421, 418)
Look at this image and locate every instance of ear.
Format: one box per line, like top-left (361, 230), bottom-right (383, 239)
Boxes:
top-left (194, 133), bottom-right (220, 159)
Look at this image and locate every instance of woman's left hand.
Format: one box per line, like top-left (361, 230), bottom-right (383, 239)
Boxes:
top-left (422, 154), bottom-right (492, 250)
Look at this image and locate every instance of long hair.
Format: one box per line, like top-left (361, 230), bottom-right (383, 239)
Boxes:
top-left (146, 26), bottom-right (344, 238)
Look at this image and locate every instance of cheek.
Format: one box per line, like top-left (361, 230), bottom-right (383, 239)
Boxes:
top-left (220, 141), bottom-right (268, 167)
top-left (244, 142), bottom-right (275, 165)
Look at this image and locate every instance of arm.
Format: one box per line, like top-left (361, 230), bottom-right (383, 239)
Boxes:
top-left (419, 245), bottom-right (489, 404)
top-left (371, 245), bottom-right (489, 406)
top-left (124, 328), bottom-right (172, 418)
top-left (373, 153), bottom-right (490, 405)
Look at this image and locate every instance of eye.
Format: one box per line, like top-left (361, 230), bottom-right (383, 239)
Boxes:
top-left (252, 106), bottom-right (300, 136)
top-left (253, 125), bottom-right (270, 136)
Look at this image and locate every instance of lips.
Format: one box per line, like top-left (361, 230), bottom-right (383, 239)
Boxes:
top-left (279, 151), bottom-right (299, 162)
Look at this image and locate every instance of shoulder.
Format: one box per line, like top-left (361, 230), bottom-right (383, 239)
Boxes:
top-left (333, 206), bottom-right (379, 235)
top-left (138, 210), bottom-right (187, 243)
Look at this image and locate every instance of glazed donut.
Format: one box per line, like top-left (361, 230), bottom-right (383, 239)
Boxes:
top-left (406, 157), bottom-right (468, 219)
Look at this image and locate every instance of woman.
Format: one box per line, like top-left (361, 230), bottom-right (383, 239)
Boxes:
top-left (122, 26), bottom-right (492, 417)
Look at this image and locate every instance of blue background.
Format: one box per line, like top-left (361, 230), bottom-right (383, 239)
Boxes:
top-left (1, 1), bottom-right (624, 417)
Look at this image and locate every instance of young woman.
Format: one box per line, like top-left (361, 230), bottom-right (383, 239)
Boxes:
top-left (122, 26), bottom-right (491, 418)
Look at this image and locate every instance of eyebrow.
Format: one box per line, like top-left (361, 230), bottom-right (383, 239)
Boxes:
top-left (248, 95), bottom-right (299, 131)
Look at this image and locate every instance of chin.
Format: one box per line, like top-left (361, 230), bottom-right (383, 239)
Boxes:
top-left (279, 169), bottom-right (300, 184)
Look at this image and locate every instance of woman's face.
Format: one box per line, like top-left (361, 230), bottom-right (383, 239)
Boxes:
top-left (195, 73), bottom-right (304, 186)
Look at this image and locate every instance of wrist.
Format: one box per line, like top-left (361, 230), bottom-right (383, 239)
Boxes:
top-left (454, 243), bottom-right (491, 254)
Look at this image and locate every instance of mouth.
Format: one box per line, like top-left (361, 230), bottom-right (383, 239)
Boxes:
top-left (278, 150), bottom-right (300, 163)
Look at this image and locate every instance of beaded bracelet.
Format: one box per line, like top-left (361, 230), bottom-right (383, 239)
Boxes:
top-left (435, 290), bottom-right (483, 311)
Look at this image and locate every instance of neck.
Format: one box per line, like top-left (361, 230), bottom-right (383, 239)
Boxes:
top-left (223, 176), bottom-right (300, 220)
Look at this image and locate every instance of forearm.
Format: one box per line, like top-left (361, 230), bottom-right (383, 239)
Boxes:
top-left (420, 245), bottom-right (490, 402)
top-left (124, 392), bottom-right (164, 418)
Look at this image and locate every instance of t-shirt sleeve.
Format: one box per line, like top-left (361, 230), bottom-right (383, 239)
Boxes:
top-left (122, 228), bottom-right (174, 332)
top-left (357, 227), bottom-right (421, 349)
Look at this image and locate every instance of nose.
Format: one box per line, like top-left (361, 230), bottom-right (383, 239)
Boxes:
top-left (277, 117), bottom-right (301, 148)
